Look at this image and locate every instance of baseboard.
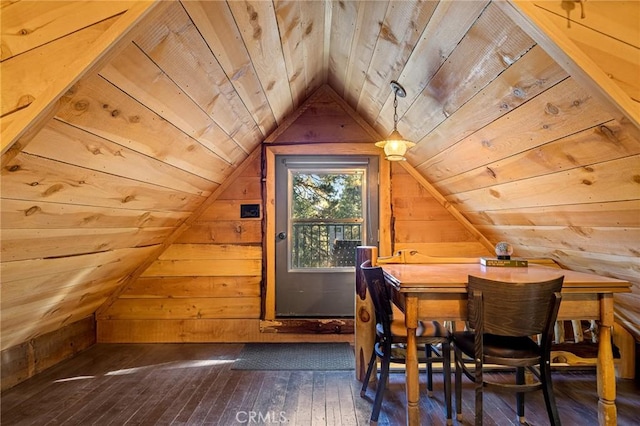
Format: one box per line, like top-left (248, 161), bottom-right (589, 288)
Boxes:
top-left (260, 318), bottom-right (354, 334)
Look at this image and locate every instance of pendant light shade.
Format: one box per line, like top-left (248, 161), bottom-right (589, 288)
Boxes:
top-left (375, 81), bottom-right (415, 161)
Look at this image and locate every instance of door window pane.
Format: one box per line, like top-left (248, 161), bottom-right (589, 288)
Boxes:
top-left (290, 170), bottom-right (364, 269)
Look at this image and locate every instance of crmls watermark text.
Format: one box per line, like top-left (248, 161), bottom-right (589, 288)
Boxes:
top-left (235, 410), bottom-right (288, 424)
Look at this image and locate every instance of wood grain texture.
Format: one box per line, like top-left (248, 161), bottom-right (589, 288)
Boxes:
top-left (121, 276), bottom-right (261, 298)
top-left (418, 77), bottom-right (614, 182)
top-left (0, 317), bottom-right (95, 391)
top-left (355, 0), bottom-right (438, 125)
top-left (2, 1), bottom-right (639, 383)
top-left (375, 0), bottom-right (490, 133)
top-left (434, 118), bottom-right (640, 195)
top-left (1, 1), bottom-right (159, 153)
top-left (97, 152), bottom-right (264, 331)
top-left (408, 44), bottom-right (568, 162)
top-left (182, 0), bottom-right (277, 136)
top-left (102, 298), bottom-right (261, 320)
top-left (97, 321), bottom-right (351, 344)
top-left (274, 0), bottom-right (326, 108)
top-left (500, 0), bottom-right (639, 127)
top-left (2, 153), bottom-right (204, 212)
top-left (1, 19), bottom-right (115, 118)
top-left (134, 1), bottom-right (263, 154)
top-left (0, 1), bottom-right (134, 61)
top-left (99, 43), bottom-right (246, 165)
top-left (3, 344), bottom-right (640, 424)
top-left (56, 74), bottom-right (233, 184)
top-left (1, 227), bottom-right (171, 262)
top-left (0, 199), bottom-right (188, 229)
top-left (227, 0), bottom-right (294, 125)
top-left (448, 155), bottom-right (639, 211)
top-left (1, 246), bottom-right (157, 350)
top-left (25, 119), bottom-right (215, 196)
top-left (399, 2), bottom-right (535, 144)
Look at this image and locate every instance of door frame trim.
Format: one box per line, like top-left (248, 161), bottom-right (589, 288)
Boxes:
top-left (263, 143), bottom-right (391, 320)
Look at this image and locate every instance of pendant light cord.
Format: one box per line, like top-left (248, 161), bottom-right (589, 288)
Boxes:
top-left (393, 90), bottom-right (399, 132)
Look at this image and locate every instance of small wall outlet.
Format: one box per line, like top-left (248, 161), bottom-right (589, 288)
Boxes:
top-left (240, 204), bottom-right (260, 218)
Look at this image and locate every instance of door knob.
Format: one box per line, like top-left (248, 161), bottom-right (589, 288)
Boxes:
top-left (277, 232), bottom-right (287, 240)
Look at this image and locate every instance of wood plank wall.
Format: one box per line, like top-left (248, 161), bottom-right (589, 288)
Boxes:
top-left (97, 149), bottom-right (491, 343)
top-left (1, 317), bottom-right (95, 391)
top-left (2, 0), bottom-right (638, 387)
top-left (390, 164), bottom-right (492, 257)
top-left (97, 158), bottom-right (264, 342)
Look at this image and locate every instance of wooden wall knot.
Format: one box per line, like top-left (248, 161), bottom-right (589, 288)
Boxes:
top-left (598, 125), bottom-right (619, 143)
top-left (358, 306), bottom-right (371, 323)
top-left (43, 184), bottom-right (63, 197)
top-left (379, 23), bottom-right (398, 45)
top-left (512, 87), bottom-right (526, 98)
top-left (545, 102), bottom-right (559, 115)
top-left (24, 206), bottom-right (41, 216)
top-left (17, 94), bottom-right (35, 109)
top-left (73, 100), bottom-right (89, 112)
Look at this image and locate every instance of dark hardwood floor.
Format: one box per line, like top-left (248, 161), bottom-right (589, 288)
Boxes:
top-left (2, 343), bottom-right (639, 425)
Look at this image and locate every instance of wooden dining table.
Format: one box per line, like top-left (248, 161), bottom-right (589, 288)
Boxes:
top-left (380, 262), bottom-right (631, 426)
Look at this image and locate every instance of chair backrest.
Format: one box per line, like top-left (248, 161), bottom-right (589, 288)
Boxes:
top-left (360, 260), bottom-right (393, 336)
top-left (467, 275), bottom-right (564, 338)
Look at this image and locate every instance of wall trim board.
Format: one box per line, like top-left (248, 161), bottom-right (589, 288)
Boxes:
top-left (259, 319), bottom-right (354, 334)
top-left (97, 319), bottom-right (353, 344)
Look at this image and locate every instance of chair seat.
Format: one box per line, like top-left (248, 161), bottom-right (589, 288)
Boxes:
top-left (454, 331), bottom-right (540, 360)
top-left (381, 320), bottom-right (449, 339)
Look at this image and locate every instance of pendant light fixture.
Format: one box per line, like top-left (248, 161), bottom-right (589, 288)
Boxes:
top-left (375, 80), bottom-right (415, 161)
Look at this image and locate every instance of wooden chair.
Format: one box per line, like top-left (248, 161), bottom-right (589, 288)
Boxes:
top-left (359, 260), bottom-right (452, 425)
top-left (453, 275), bottom-right (564, 426)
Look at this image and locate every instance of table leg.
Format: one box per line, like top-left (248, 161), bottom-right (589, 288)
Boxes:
top-left (597, 294), bottom-right (617, 426)
top-left (405, 295), bottom-right (420, 426)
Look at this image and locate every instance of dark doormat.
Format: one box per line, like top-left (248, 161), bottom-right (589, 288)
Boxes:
top-left (232, 342), bottom-right (354, 371)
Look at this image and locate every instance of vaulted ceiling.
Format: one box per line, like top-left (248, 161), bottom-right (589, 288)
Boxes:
top-left (1, 0), bottom-right (639, 353)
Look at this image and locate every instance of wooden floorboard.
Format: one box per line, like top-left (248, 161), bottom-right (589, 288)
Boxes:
top-left (1, 343), bottom-right (639, 425)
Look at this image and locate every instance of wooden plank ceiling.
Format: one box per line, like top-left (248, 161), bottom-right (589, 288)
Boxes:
top-left (1, 0), bottom-right (639, 350)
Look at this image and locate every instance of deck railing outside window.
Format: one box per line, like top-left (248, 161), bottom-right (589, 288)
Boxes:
top-left (291, 222), bottom-right (362, 268)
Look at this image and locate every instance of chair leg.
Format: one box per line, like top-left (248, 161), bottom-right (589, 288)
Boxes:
top-left (454, 347), bottom-right (463, 421)
top-left (370, 350), bottom-right (391, 425)
top-left (443, 341), bottom-right (453, 425)
top-left (516, 367), bottom-right (526, 424)
top-left (540, 359), bottom-right (562, 426)
top-left (475, 356), bottom-right (483, 426)
top-left (425, 344), bottom-right (434, 397)
top-left (360, 346), bottom-right (378, 397)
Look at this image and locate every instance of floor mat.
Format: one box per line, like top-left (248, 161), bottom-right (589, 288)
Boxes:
top-left (232, 342), bottom-right (354, 370)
